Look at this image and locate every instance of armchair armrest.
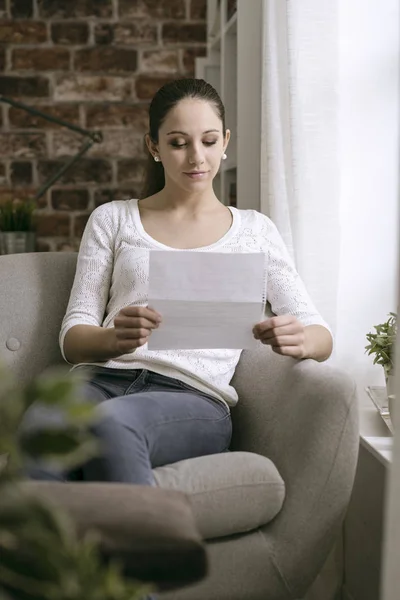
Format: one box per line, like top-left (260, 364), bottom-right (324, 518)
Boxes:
top-left (231, 346), bottom-right (359, 597)
top-left (21, 482), bottom-right (207, 591)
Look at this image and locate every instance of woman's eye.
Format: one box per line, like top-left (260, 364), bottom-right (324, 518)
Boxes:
top-left (170, 141), bottom-right (187, 148)
top-left (203, 140), bottom-right (217, 146)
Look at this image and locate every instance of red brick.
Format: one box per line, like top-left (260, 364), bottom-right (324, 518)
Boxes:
top-left (117, 159), bottom-right (146, 183)
top-left (38, 158), bottom-right (112, 184)
top-left (113, 23), bottom-right (157, 46)
top-left (53, 129), bottom-right (143, 159)
top-left (141, 50), bottom-right (179, 74)
top-left (36, 239), bottom-right (51, 252)
top-left (74, 47), bottom-right (137, 73)
top-left (51, 22), bottom-right (89, 44)
top-left (135, 75), bottom-right (176, 101)
top-left (94, 23), bottom-right (113, 45)
top-left (36, 213), bottom-right (70, 237)
top-left (227, 0), bottom-right (237, 20)
top-left (0, 162), bottom-right (6, 184)
top-left (51, 189), bottom-right (89, 211)
top-left (51, 131), bottom-right (81, 157)
top-left (0, 76), bottom-right (49, 97)
top-left (86, 103), bottom-right (148, 131)
top-left (119, 0), bottom-right (185, 19)
top-left (9, 104), bottom-right (80, 129)
top-left (0, 188), bottom-right (13, 205)
top-left (12, 48), bottom-right (70, 71)
top-left (57, 239), bottom-right (80, 251)
top-left (190, 0), bottom-right (207, 20)
top-left (0, 133), bottom-right (46, 158)
top-left (94, 187), bottom-right (141, 207)
top-left (0, 48), bottom-right (5, 71)
top-left (0, 20), bottom-right (47, 43)
top-left (0, 187), bottom-right (38, 205)
top-left (11, 0), bottom-right (34, 18)
top-left (73, 213), bottom-right (90, 236)
top-left (163, 23), bottom-right (206, 44)
top-left (38, 0), bottom-right (112, 18)
top-left (54, 75), bottom-right (131, 102)
top-left (10, 161), bottom-right (33, 185)
top-left (182, 47), bottom-right (207, 74)
top-left (35, 193), bottom-right (48, 209)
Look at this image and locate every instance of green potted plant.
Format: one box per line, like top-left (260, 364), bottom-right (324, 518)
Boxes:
top-left (365, 312), bottom-right (397, 419)
top-left (0, 199), bottom-right (36, 254)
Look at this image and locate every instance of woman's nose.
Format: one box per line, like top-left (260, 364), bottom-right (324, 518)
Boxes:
top-left (188, 144), bottom-right (205, 165)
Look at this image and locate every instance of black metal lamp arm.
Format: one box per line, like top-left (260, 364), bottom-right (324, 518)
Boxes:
top-left (0, 95), bottom-right (103, 201)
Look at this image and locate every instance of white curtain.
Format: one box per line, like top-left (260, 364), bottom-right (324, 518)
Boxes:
top-left (260, 0), bottom-right (340, 335)
top-left (260, 4), bottom-right (342, 597)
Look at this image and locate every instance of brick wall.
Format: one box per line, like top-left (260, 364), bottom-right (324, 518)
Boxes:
top-left (0, 0), bottom-right (207, 251)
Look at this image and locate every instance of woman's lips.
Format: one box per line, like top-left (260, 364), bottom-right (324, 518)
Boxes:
top-left (184, 171), bottom-right (208, 179)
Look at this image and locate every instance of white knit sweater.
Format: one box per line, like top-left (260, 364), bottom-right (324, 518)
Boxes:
top-left (60, 199), bottom-right (330, 406)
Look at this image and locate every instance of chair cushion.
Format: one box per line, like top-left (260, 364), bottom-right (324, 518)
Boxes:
top-left (153, 451), bottom-right (285, 539)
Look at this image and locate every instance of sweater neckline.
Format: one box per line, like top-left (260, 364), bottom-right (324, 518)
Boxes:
top-left (130, 198), bottom-right (240, 251)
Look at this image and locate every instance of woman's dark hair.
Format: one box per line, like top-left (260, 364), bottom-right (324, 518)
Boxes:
top-left (141, 78), bottom-right (226, 199)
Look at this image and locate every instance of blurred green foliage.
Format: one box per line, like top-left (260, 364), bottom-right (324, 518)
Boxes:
top-left (0, 365), bottom-right (152, 600)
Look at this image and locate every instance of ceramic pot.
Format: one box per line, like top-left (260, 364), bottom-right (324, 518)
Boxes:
top-left (0, 231), bottom-right (36, 254)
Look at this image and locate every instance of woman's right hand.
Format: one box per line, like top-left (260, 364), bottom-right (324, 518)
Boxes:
top-left (113, 306), bottom-right (162, 354)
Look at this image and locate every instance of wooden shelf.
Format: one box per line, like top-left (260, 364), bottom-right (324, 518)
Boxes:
top-left (221, 160), bottom-right (237, 173)
top-left (209, 31), bottom-right (222, 51)
top-left (224, 12), bottom-right (237, 36)
top-left (197, 0), bottom-right (263, 210)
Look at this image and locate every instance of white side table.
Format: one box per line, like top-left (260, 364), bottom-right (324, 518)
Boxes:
top-left (342, 387), bottom-right (394, 600)
top-left (360, 386), bottom-right (393, 466)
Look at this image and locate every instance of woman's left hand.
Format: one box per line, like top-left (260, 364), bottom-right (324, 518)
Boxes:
top-left (253, 314), bottom-right (306, 359)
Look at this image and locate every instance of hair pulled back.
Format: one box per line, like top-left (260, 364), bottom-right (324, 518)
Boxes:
top-left (141, 78), bottom-right (226, 198)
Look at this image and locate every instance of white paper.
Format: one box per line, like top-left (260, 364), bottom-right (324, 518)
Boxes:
top-left (147, 251), bottom-right (266, 350)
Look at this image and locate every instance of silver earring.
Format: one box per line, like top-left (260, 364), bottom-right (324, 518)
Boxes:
top-left (222, 153), bottom-right (227, 160)
top-left (154, 156), bottom-right (160, 162)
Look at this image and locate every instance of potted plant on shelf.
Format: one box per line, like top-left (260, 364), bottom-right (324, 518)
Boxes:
top-left (365, 312), bottom-right (397, 420)
top-left (0, 199), bottom-right (36, 255)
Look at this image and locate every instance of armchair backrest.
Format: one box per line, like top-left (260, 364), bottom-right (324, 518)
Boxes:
top-left (0, 252), bottom-right (77, 383)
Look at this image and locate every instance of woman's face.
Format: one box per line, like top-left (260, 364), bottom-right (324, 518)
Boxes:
top-left (151, 98), bottom-right (230, 193)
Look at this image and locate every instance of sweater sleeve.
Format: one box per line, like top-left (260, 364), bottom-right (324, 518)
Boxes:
top-left (261, 215), bottom-right (331, 331)
top-left (59, 203), bottom-right (115, 361)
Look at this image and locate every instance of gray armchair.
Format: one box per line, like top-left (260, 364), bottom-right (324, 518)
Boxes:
top-left (0, 252), bottom-right (359, 600)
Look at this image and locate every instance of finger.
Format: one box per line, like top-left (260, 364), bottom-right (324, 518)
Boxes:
top-left (115, 327), bottom-right (152, 341)
top-left (120, 305), bottom-right (162, 323)
top-left (262, 334), bottom-right (305, 347)
top-left (257, 323), bottom-right (303, 340)
top-left (117, 337), bottom-right (149, 353)
top-left (114, 315), bottom-right (159, 330)
top-left (271, 345), bottom-right (305, 358)
top-left (147, 305), bottom-right (163, 319)
top-left (253, 315), bottom-right (297, 336)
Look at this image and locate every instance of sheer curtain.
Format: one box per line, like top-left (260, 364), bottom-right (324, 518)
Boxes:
top-left (260, 0), bottom-right (340, 336)
top-left (260, 2), bottom-right (342, 598)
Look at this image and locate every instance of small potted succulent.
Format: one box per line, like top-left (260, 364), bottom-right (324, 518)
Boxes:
top-left (365, 312), bottom-right (397, 419)
top-left (0, 199), bottom-right (36, 254)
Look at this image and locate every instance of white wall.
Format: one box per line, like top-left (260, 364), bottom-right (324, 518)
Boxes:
top-left (334, 0), bottom-right (399, 393)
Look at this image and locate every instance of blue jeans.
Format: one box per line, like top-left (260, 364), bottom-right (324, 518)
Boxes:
top-left (22, 367), bottom-right (232, 484)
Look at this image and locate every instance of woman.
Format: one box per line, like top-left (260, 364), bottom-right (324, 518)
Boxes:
top-left (28, 78), bottom-right (332, 484)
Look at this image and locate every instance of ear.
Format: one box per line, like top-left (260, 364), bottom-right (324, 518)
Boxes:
top-left (223, 129), bottom-right (231, 152)
top-left (145, 133), bottom-right (159, 159)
